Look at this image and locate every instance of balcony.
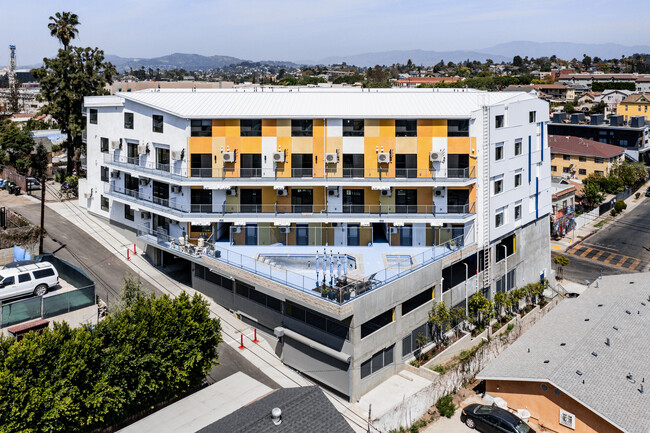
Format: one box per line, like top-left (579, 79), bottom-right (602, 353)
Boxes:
top-left (137, 225), bottom-right (470, 306)
top-left (105, 183), bottom-right (476, 223)
top-left (102, 153), bottom-right (476, 186)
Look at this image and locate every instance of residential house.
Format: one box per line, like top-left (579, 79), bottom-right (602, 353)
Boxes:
top-left (477, 272), bottom-right (650, 433)
top-left (505, 84), bottom-right (575, 102)
top-left (595, 89), bottom-right (632, 112)
top-left (393, 77), bottom-right (463, 88)
top-left (81, 88), bottom-right (551, 401)
top-left (617, 93), bottom-right (650, 122)
top-left (549, 135), bottom-right (624, 180)
top-left (550, 179), bottom-right (576, 239)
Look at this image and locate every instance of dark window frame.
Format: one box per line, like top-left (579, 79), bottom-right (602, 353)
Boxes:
top-left (100, 137), bottom-right (109, 153)
top-left (191, 119), bottom-right (212, 137)
top-left (89, 109), bottom-right (98, 125)
top-left (291, 119), bottom-right (313, 137)
top-left (447, 119), bottom-right (469, 137)
top-left (152, 115), bottom-right (164, 133)
top-left (124, 112), bottom-right (134, 129)
top-left (124, 204), bottom-right (135, 221)
top-left (342, 119), bottom-right (364, 137)
top-left (395, 119), bottom-right (417, 137)
top-left (100, 166), bottom-right (109, 182)
top-left (101, 195), bottom-right (109, 212)
top-left (240, 119), bottom-right (262, 137)
top-left (495, 115), bottom-right (504, 129)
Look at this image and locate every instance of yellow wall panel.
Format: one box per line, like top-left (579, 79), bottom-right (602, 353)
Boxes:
top-left (380, 119), bottom-right (395, 137)
top-left (313, 136), bottom-right (325, 178)
top-left (277, 119), bottom-right (291, 137)
top-left (240, 136), bottom-right (262, 153)
top-left (188, 137), bottom-right (212, 154)
top-left (417, 119), bottom-right (435, 137)
top-left (395, 137), bottom-right (417, 154)
top-left (291, 137), bottom-right (313, 153)
top-left (276, 136), bottom-right (292, 178)
top-left (225, 119), bottom-right (240, 137)
top-left (261, 187), bottom-right (276, 209)
top-left (432, 119), bottom-right (447, 137)
top-left (365, 119), bottom-right (380, 137)
top-left (262, 119), bottom-right (277, 137)
top-left (313, 187), bottom-right (325, 212)
top-left (364, 137), bottom-right (380, 178)
top-left (212, 119), bottom-right (225, 137)
top-left (325, 137), bottom-right (342, 176)
top-left (448, 137), bottom-right (470, 154)
top-left (416, 137), bottom-right (433, 178)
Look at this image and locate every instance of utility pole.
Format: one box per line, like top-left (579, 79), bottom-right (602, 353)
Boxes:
top-left (39, 174), bottom-right (46, 255)
top-left (8, 45), bottom-right (20, 113)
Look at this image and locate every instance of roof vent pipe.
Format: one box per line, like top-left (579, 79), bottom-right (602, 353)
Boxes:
top-left (271, 408), bottom-right (282, 426)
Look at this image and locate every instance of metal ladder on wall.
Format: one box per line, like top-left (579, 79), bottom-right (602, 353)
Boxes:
top-left (481, 105), bottom-right (491, 294)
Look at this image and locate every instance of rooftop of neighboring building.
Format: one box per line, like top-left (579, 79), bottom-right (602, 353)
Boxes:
top-left (507, 84), bottom-right (570, 90)
top-left (395, 76), bottom-right (463, 84)
top-left (477, 273), bottom-right (650, 433)
top-left (551, 179), bottom-right (576, 200)
top-left (197, 385), bottom-right (355, 433)
top-left (549, 135), bottom-right (625, 158)
top-left (620, 93), bottom-right (650, 104)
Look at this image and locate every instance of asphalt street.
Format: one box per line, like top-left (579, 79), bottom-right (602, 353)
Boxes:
top-left (559, 198), bottom-right (650, 283)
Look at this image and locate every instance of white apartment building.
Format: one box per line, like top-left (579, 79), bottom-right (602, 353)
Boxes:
top-left (81, 88), bottom-right (551, 400)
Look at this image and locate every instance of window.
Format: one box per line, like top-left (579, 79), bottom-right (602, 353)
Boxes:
top-left (152, 115), bottom-right (164, 133)
top-left (395, 119), bottom-right (417, 137)
top-left (89, 109), bottom-right (97, 124)
top-left (563, 167), bottom-right (571, 173)
top-left (625, 105), bottom-right (628, 111)
top-left (1, 276), bottom-right (14, 286)
top-left (100, 137), bottom-right (109, 153)
top-left (495, 144), bottom-right (504, 161)
top-left (495, 210), bottom-right (504, 227)
top-left (240, 154), bottom-right (262, 177)
top-left (579, 156), bottom-right (587, 162)
top-left (395, 154), bottom-right (417, 178)
top-left (291, 154), bottom-right (313, 177)
top-left (190, 153), bottom-right (212, 177)
top-left (291, 119), bottom-right (313, 137)
top-left (402, 324), bottom-right (431, 357)
top-left (595, 170), bottom-right (604, 175)
top-left (447, 119), bottom-right (469, 137)
top-left (515, 139), bottom-right (522, 156)
top-left (402, 287), bottom-right (433, 315)
top-left (361, 309), bottom-right (394, 339)
top-left (563, 155), bottom-right (571, 161)
top-left (495, 115), bottom-right (504, 128)
top-left (514, 173), bottom-right (522, 187)
top-left (343, 154), bottom-right (364, 177)
top-left (18, 273), bottom-right (31, 283)
top-left (101, 166), bottom-right (109, 182)
top-left (494, 179), bottom-right (503, 195)
top-left (579, 169), bottom-right (587, 175)
top-left (33, 269), bottom-right (55, 279)
top-left (236, 281), bottom-right (282, 312)
top-left (551, 165), bottom-right (557, 172)
top-left (285, 301), bottom-right (349, 340)
top-left (124, 204), bottom-right (134, 221)
top-left (594, 157), bottom-right (603, 164)
top-left (124, 112), bottom-right (134, 129)
top-left (240, 119), bottom-right (262, 137)
top-left (360, 345), bottom-right (394, 379)
top-left (514, 204), bottom-right (522, 220)
top-left (342, 119), bottom-right (364, 136)
top-left (191, 119), bottom-right (212, 137)
top-left (529, 111), bottom-right (536, 123)
top-left (101, 195), bottom-right (109, 212)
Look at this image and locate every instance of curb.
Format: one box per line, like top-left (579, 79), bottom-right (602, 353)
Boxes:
top-left (566, 231), bottom-right (594, 253)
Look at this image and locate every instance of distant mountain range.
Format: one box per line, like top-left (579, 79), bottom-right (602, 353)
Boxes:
top-left (6, 41), bottom-right (650, 71)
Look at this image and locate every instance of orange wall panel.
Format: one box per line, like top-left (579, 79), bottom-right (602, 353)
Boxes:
top-left (262, 119), bottom-right (277, 137)
top-left (448, 137), bottom-right (470, 154)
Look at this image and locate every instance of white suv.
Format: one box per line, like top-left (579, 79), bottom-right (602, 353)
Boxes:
top-left (0, 261), bottom-right (60, 301)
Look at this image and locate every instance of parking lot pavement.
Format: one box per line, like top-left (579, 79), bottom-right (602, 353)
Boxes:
top-left (422, 394), bottom-right (483, 433)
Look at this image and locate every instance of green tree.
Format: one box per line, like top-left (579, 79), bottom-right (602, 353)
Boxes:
top-left (513, 55), bottom-right (523, 67)
top-left (428, 301), bottom-right (450, 346)
top-left (553, 255), bottom-right (570, 280)
top-left (450, 306), bottom-right (466, 338)
top-left (32, 46), bottom-right (116, 174)
top-left (468, 292), bottom-right (492, 328)
top-left (564, 101), bottom-right (575, 112)
top-left (582, 181), bottom-right (605, 207)
top-left (48, 11), bottom-right (80, 49)
top-left (610, 160), bottom-right (647, 187)
top-left (592, 101), bottom-right (607, 114)
top-left (493, 291), bottom-right (507, 321)
top-left (366, 65), bottom-right (388, 83)
top-left (415, 332), bottom-right (429, 365)
top-left (0, 120), bottom-right (36, 173)
top-left (119, 273), bottom-right (151, 309)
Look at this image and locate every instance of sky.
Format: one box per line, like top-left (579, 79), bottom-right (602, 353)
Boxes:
top-left (1, 0), bottom-right (648, 66)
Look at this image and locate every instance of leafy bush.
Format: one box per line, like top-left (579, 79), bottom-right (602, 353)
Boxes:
top-left (51, 144), bottom-right (62, 152)
top-left (432, 364), bottom-right (447, 374)
top-left (436, 394), bottom-right (456, 418)
top-left (636, 192), bottom-right (641, 199)
top-left (611, 208), bottom-right (618, 216)
top-left (614, 200), bottom-right (627, 213)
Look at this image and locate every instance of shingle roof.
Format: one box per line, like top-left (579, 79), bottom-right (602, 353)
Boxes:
top-left (620, 93), bottom-right (650, 104)
top-left (477, 273), bottom-right (650, 433)
top-left (549, 135), bottom-right (624, 158)
top-left (85, 88), bottom-right (536, 119)
top-left (197, 386), bottom-right (355, 433)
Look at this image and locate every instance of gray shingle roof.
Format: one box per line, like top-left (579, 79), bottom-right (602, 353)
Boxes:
top-left (477, 273), bottom-right (650, 433)
top-left (197, 386), bottom-right (355, 433)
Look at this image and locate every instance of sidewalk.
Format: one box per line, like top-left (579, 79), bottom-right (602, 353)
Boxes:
top-left (43, 199), bottom-right (369, 433)
top-left (551, 180), bottom-right (650, 254)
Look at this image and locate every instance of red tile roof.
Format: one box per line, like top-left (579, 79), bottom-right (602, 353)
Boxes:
top-left (549, 135), bottom-right (625, 158)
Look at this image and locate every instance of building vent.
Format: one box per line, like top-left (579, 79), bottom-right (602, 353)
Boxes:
top-left (226, 187), bottom-right (237, 196)
top-left (552, 112), bottom-right (567, 123)
top-left (279, 227), bottom-right (290, 234)
top-left (377, 152), bottom-right (390, 164)
top-left (324, 153), bottom-right (338, 164)
top-left (327, 187), bottom-right (339, 197)
top-left (141, 211), bottom-right (151, 220)
top-left (110, 171), bottom-right (120, 178)
top-left (272, 152), bottom-right (285, 163)
top-left (171, 186), bottom-right (182, 194)
top-left (232, 226), bottom-right (242, 234)
top-left (430, 151), bottom-right (443, 162)
top-left (222, 151), bottom-right (236, 163)
top-left (171, 150), bottom-right (184, 161)
top-left (139, 178), bottom-right (150, 186)
top-left (381, 189), bottom-right (392, 197)
top-left (609, 115), bottom-right (624, 127)
top-left (631, 116), bottom-right (646, 128)
top-left (271, 408), bottom-right (282, 426)
top-left (110, 139), bottom-right (122, 150)
top-left (590, 114), bottom-right (604, 125)
top-left (276, 188), bottom-right (288, 197)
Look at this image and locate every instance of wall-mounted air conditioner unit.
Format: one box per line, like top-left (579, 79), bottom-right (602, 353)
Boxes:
top-left (171, 185), bottom-right (182, 194)
top-left (232, 226), bottom-right (242, 234)
top-left (378, 152), bottom-right (390, 163)
top-left (279, 227), bottom-right (290, 234)
top-left (171, 150), bottom-right (183, 161)
top-left (137, 144), bottom-right (148, 155)
top-left (327, 187), bottom-right (339, 197)
top-left (222, 151), bottom-right (236, 163)
top-left (141, 211), bottom-right (151, 220)
top-left (139, 177), bottom-right (150, 186)
top-left (170, 220), bottom-right (179, 225)
top-left (434, 187), bottom-right (446, 197)
top-left (430, 151), bottom-right (443, 162)
top-left (324, 153), bottom-right (338, 164)
top-left (272, 151), bottom-right (285, 163)
top-left (390, 227), bottom-right (398, 234)
top-left (110, 171), bottom-right (120, 178)
top-left (110, 139), bottom-right (122, 150)
top-left (83, 192), bottom-right (92, 199)
top-left (226, 187), bottom-right (237, 196)
top-left (381, 189), bottom-right (392, 197)
top-left (331, 222), bottom-right (339, 227)
top-left (276, 188), bottom-right (288, 197)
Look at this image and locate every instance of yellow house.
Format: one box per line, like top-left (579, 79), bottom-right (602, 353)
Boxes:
top-left (616, 93), bottom-right (650, 121)
top-left (549, 135), bottom-right (624, 180)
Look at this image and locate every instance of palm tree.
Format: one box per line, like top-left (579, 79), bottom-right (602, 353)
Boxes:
top-left (48, 11), bottom-right (80, 49)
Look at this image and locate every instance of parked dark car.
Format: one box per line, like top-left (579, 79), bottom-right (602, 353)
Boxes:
top-left (26, 177), bottom-right (41, 191)
top-left (645, 187), bottom-right (650, 197)
top-left (461, 404), bottom-right (534, 433)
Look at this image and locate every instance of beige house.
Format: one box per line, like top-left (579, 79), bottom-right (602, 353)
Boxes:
top-left (549, 135), bottom-right (624, 180)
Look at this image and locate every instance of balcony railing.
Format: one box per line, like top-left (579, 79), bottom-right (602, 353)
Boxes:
top-left (103, 153), bottom-right (476, 181)
top-left (137, 225), bottom-right (468, 306)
